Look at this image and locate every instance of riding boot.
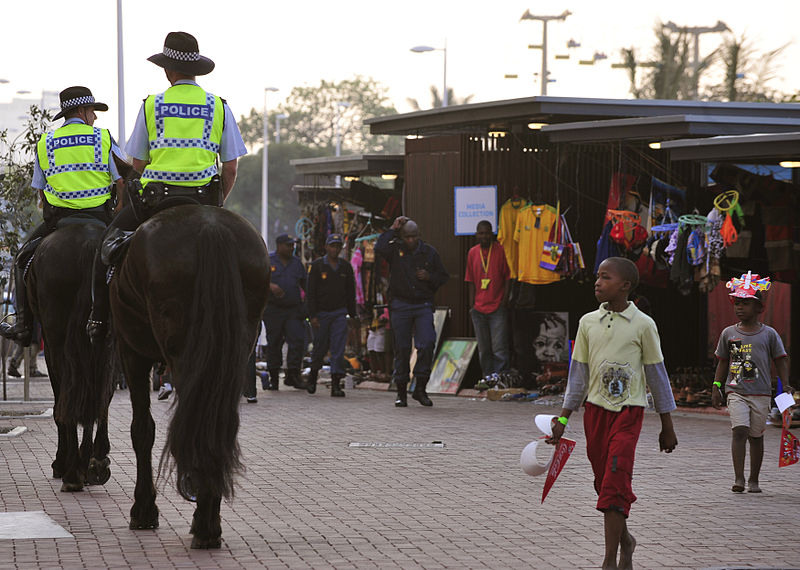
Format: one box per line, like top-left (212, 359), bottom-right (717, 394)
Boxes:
top-left (306, 368), bottom-right (319, 394)
top-left (412, 378), bottom-right (433, 407)
top-left (86, 251), bottom-right (109, 345)
top-left (0, 264), bottom-right (33, 347)
top-left (330, 373), bottom-right (345, 397)
top-left (267, 368), bottom-right (280, 390)
top-left (394, 380), bottom-right (408, 407)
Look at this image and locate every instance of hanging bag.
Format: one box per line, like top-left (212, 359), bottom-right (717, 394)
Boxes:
top-left (539, 203), bottom-right (564, 271)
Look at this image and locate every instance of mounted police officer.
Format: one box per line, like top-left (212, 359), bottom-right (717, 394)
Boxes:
top-left (0, 86), bottom-right (123, 346)
top-left (86, 31), bottom-right (247, 341)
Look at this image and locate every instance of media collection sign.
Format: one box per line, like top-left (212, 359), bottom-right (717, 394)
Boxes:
top-left (453, 185), bottom-right (497, 236)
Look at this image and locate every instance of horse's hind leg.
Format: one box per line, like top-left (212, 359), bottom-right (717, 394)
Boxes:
top-left (78, 424), bottom-right (93, 482)
top-left (59, 424), bottom-right (84, 492)
top-left (122, 347), bottom-right (159, 530)
top-left (190, 491), bottom-right (222, 549)
top-left (87, 417), bottom-right (111, 485)
top-left (52, 421), bottom-right (67, 478)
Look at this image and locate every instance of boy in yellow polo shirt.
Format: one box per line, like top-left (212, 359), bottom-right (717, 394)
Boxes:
top-left (549, 257), bottom-right (677, 570)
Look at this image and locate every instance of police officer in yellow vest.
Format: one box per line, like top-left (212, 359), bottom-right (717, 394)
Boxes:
top-left (0, 86), bottom-right (123, 346)
top-left (86, 31), bottom-right (247, 341)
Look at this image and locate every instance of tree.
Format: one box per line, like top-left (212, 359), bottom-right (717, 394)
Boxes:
top-left (706, 35), bottom-right (787, 102)
top-left (0, 106), bottom-right (51, 286)
top-left (224, 142), bottom-right (328, 246)
top-left (237, 76), bottom-right (403, 154)
top-left (406, 85), bottom-right (474, 110)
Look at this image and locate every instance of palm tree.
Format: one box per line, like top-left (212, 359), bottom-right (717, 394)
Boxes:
top-left (406, 86), bottom-right (474, 110)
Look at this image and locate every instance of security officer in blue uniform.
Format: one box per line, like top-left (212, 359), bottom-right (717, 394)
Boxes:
top-left (86, 31), bottom-right (247, 341)
top-left (264, 234), bottom-right (308, 390)
top-left (0, 86), bottom-right (123, 346)
top-left (306, 234), bottom-right (356, 397)
top-left (375, 216), bottom-right (448, 407)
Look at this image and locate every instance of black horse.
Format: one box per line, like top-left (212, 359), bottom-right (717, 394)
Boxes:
top-left (110, 197), bottom-right (269, 548)
top-left (26, 220), bottom-right (117, 491)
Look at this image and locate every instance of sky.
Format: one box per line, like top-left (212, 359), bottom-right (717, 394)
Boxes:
top-left (4, 0), bottom-right (800, 145)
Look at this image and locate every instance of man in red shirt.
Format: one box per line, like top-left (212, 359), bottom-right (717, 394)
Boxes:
top-left (465, 220), bottom-right (511, 377)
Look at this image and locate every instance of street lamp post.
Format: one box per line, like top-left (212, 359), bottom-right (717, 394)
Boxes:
top-left (116, 0), bottom-right (126, 148)
top-left (520, 9), bottom-right (571, 96)
top-left (262, 87), bottom-right (278, 243)
top-left (410, 42), bottom-right (448, 107)
top-left (275, 113), bottom-right (288, 144)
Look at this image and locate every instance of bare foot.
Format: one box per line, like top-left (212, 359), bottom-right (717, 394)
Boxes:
top-left (619, 533), bottom-right (636, 569)
top-left (747, 481), bottom-right (762, 493)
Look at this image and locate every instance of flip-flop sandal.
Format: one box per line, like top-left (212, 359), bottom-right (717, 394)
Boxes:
top-left (731, 484), bottom-right (745, 493)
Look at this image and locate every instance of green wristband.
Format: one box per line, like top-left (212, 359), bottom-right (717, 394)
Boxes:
top-left (713, 381), bottom-right (722, 388)
top-left (557, 416), bottom-right (569, 426)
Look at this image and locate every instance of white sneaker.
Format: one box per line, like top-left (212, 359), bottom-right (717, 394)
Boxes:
top-left (157, 383), bottom-right (173, 400)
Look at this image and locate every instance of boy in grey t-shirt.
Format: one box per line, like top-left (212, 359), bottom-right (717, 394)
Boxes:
top-left (712, 272), bottom-right (790, 494)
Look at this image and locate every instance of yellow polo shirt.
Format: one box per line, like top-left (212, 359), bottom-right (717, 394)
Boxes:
top-left (572, 301), bottom-right (664, 412)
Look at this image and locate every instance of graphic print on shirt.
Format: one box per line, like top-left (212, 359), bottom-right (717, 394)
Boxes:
top-left (727, 338), bottom-right (757, 386)
top-left (598, 360), bottom-right (634, 407)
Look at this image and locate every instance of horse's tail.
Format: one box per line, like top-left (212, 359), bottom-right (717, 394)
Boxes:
top-left (161, 223), bottom-right (249, 500)
top-left (53, 229), bottom-right (115, 426)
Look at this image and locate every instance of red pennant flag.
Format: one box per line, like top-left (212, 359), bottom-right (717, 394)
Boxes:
top-left (541, 437), bottom-right (576, 503)
top-left (779, 428), bottom-right (799, 468)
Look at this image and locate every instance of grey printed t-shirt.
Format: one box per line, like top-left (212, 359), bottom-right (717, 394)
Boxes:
top-left (715, 324), bottom-right (787, 396)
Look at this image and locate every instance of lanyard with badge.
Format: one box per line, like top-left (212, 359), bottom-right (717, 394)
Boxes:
top-left (479, 244), bottom-right (492, 290)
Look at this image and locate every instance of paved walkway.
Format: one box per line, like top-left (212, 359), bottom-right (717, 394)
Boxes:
top-left (1, 370), bottom-right (799, 569)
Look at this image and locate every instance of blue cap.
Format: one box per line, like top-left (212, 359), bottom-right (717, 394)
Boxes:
top-left (276, 233), bottom-right (298, 245)
top-left (326, 233), bottom-right (344, 245)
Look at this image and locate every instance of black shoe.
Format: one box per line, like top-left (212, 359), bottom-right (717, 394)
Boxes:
top-left (30, 369), bottom-right (47, 378)
top-left (306, 370), bottom-right (318, 394)
top-left (331, 374), bottom-right (345, 397)
top-left (86, 319), bottom-right (108, 345)
top-left (0, 322), bottom-right (32, 347)
top-left (7, 364), bottom-right (21, 378)
top-left (246, 396), bottom-right (258, 404)
top-left (412, 381), bottom-right (433, 407)
top-left (266, 369), bottom-right (280, 390)
top-left (394, 382), bottom-right (408, 407)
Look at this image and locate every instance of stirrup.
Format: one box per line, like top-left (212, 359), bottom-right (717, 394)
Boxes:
top-left (86, 319), bottom-right (107, 343)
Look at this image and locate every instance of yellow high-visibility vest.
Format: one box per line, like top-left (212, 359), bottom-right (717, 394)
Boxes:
top-left (141, 84), bottom-right (223, 187)
top-left (36, 124), bottom-right (113, 209)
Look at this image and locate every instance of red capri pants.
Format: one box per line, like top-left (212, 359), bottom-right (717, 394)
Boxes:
top-left (583, 402), bottom-right (644, 517)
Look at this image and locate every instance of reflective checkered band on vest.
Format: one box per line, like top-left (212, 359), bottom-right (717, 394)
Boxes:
top-left (148, 137), bottom-right (219, 152)
top-left (141, 165), bottom-right (218, 182)
top-left (43, 184), bottom-right (112, 200)
top-left (44, 127), bottom-right (106, 175)
top-left (163, 46), bottom-right (200, 61)
top-left (151, 92), bottom-right (217, 151)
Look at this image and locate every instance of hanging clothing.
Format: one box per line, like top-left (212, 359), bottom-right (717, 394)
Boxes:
top-left (498, 197), bottom-right (529, 279)
top-left (351, 247), bottom-right (365, 306)
top-left (514, 204), bottom-right (560, 285)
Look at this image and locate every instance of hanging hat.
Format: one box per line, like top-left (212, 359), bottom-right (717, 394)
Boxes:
top-left (53, 86), bottom-right (109, 120)
top-left (726, 271), bottom-right (770, 302)
top-left (147, 31), bottom-right (215, 76)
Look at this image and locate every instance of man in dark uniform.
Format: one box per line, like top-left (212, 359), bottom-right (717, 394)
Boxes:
top-left (263, 234), bottom-right (307, 390)
top-left (375, 216), bottom-right (448, 407)
top-left (306, 234), bottom-right (356, 397)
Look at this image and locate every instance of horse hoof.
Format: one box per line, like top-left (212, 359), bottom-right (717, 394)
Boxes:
top-left (60, 481), bottom-right (84, 492)
top-left (191, 535), bottom-right (222, 549)
top-left (52, 468), bottom-right (63, 479)
top-left (87, 458), bottom-right (111, 485)
top-left (129, 518), bottom-right (159, 530)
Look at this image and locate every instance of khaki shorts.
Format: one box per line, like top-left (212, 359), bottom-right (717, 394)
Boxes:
top-left (726, 392), bottom-right (770, 437)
